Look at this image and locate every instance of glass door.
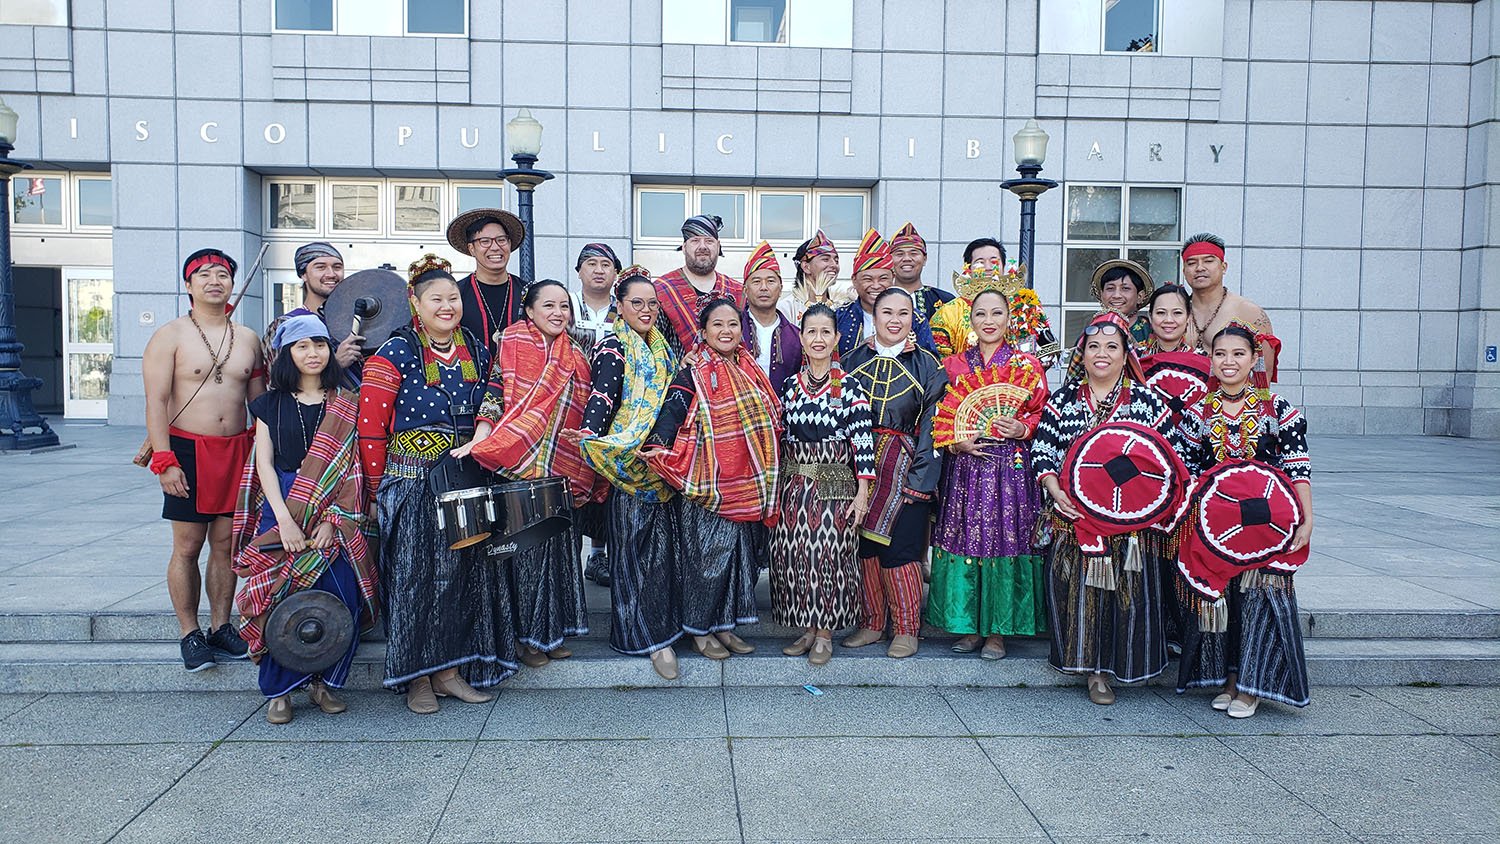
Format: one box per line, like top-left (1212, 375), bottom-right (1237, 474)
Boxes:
top-left (60, 267), bottom-right (113, 418)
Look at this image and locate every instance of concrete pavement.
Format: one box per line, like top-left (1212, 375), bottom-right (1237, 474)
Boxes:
top-left (2, 684), bottom-right (1497, 843)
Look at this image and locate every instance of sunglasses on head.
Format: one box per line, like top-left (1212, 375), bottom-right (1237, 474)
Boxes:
top-left (1083, 323), bottom-right (1124, 337)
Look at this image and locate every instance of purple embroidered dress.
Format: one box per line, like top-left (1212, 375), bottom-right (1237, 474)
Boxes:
top-left (927, 344), bottom-right (1050, 637)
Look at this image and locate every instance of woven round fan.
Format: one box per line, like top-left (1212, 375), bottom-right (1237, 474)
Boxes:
top-left (933, 362), bottom-right (1041, 448)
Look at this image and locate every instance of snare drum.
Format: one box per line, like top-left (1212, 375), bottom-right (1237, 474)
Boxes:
top-left (485, 476), bottom-right (573, 560)
top-left (435, 485), bottom-right (497, 550)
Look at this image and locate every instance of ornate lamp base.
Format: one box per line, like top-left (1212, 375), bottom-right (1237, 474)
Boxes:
top-left (0, 369), bottom-right (60, 450)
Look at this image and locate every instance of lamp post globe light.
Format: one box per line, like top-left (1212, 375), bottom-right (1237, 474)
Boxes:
top-left (998, 119), bottom-right (1059, 289)
top-left (499, 108), bottom-right (555, 283)
top-left (0, 97), bottom-right (60, 451)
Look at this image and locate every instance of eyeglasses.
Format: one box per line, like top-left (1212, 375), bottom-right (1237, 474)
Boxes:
top-left (624, 298), bottom-right (661, 311)
top-left (469, 236), bottom-right (509, 250)
top-left (1082, 323), bottom-right (1124, 337)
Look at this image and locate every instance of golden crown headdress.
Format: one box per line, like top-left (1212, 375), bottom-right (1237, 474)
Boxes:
top-left (952, 262), bottom-right (1025, 302)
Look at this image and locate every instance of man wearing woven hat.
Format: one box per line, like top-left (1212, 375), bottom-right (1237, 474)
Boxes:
top-left (836, 229), bottom-right (937, 357)
top-left (655, 213), bottom-right (743, 355)
top-left (1090, 257), bottom-right (1155, 346)
top-left (447, 207), bottom-right (528, 358)
top-left (572, 242), bottom-right (622, 350)
top-left (261, 241), bottom-right (364, 380)
top-left (890, 222), bottom-right (954, 331)
top-left (741, 241), bottom-right (802, 390)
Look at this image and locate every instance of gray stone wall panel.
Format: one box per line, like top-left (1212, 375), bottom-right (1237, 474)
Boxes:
top-left (1300, 188), bottom-right (1364, 249)
top-left (754, 113), bottom-right (818, 180)
top-left (38, 95), bottom-right (109, 162)
top-left (241, 101), bottom-right (308, 168)
top-left (504, 42), bottom-right (567, 107)
top-left (567, 44), bottom-right (631, 109)
top-left (1250, 0), bottom-right (1312, 61)
top-left (175, 165), bottom-right (243, 231)
top-left (105, 31), bottom-right (174, 97)
top-left (307, 102), bottom-right (372, 168)
top-left (373, 104), bottom-right (439, 170)
top-left (566, 109), bottom-right (631, 174)
top-left (106, 98), bottom-right (176, 163)
top-left (174, 34), bottom-right (242, 101)
top-left (174, 100), bottom-right (241, 165)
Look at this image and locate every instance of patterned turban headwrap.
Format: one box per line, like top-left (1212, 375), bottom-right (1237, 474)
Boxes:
top-left (576, 242), bottom-right (622, 271)
top-left (294, 241), bottom-right (342, 276)
top-left (852, 228), bottom-right (894, 275)
top-left (743, 241), bottom-right (781, 279)
top-left (889, 222), bottom-right (927, 255)
top-left (802, 230), bottom-right (837, 259)
top-left (681, 214), bottom-right (723, 241)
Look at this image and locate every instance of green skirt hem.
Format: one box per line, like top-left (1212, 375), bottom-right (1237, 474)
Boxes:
top-left (925, 548), bottom-right (1048, 636)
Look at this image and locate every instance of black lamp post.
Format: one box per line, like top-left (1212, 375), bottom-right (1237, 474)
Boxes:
top-left (0, 97), bottom-right (59, 451)
top-left (499, 109), bottom-right (554, 283)
top-left (998, 119), bottom-right (1059, 289)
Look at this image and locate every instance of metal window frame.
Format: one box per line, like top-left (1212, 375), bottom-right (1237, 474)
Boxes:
top-left (403, 0), bottom-right (469, 37)
top-left (1060, 181), bottom-right (1183, 314)
top-left (10, 171), bottom-right (72, 232)
top-left (726, 0), bottom-right (789, 45)
top-left (1100, 0), bottom-right (1161, 55)
top-left (271, 0), bottom-right (336, 33)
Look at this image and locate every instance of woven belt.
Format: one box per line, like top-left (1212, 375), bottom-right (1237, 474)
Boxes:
top-left (786, 461), bottom-right (857, 500)
top-left (383, 429), bottom-right (458, 479)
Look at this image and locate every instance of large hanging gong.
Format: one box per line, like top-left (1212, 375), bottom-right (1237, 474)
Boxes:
top-left (264, 590), bottom-right (356, 675)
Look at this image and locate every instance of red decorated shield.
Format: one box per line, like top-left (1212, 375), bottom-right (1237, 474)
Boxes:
top-left (1061, 421), bottom-right (1186, 533)
top-left (1143, 351), bottom-right (1210, 421)
top-left (1177, 459), bottom-right (1309, 599)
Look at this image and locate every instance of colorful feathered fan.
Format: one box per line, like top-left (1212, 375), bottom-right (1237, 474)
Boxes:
top-left (933, 360), bottom-right (1042, 448)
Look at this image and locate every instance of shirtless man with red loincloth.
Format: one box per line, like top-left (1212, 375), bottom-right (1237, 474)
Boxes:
top-left (1180, 232), bottom-right (1280, 381)
top-left (141, 248), bottom-right (265, 672)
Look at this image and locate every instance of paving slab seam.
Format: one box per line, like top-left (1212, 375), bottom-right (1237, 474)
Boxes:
top-left (426, 698), bottom-right (497, 844)
top-left (722, 685), bottom-right (751, 844)
top-left (1206, 730), bottom-right (1356, 840)
top-left (0, 691), bottom-right (49, 723)
top-left (102, 740), bottom-right (222, 843)
top-left (936, 687), bottom-right (1058, 843)
top-left (1358, 684), bottom-right (1500, 736)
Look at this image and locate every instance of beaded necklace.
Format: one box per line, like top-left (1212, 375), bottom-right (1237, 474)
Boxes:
top-left (1206, 387), bottom-right (1261, 463)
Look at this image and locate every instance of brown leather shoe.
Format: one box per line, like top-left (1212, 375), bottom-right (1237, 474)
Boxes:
top-left (266, 694), bottom-right (293, 724)
top-left (980, 636), bottom-right (1007, 661)
top-left (841, 628), bottom-right (884, 649)
top-left (782, 632), bottom-right (814, 657)
top-left (431, 671), bottom-right (495, 704)
top-left (692, 635), bottom-right (730, 660)
top-left (951, 635), bottom-right (982, 653)
top-left (547, 644), bottom-right (573, 660)
top-left (307, 679), bottom-right (347, 714)
top-left (1087, 674), bottom-right (1115, 706)
top-left (887, 634), bottom-right (919, 659)
top-left (650, 647), bottom-right (679, 680)
top-left (519, 647), bottom-right (551, 668)
top-left (808, 636), bottom-right (833, 666)
top-left (715, 631), bottom-right (755, 654)
top-left (406, 676), bottom-right (439, 714)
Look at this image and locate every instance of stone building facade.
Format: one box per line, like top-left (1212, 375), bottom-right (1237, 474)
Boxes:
top-left (0, 0), bottom-right (1496, 436)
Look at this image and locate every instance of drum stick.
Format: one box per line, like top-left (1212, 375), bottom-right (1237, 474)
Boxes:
top-left (229, 242), bottom-right (272, 315)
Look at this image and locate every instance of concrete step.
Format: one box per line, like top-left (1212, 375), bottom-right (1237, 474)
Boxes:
top-left (4, 604), bottom-right (1497, 645)
top-left (2, 636), bottom-right (1497, 694)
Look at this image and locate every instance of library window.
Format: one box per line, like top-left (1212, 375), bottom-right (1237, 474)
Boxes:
top-left (1061, 183), bottom-right (1182, 343)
